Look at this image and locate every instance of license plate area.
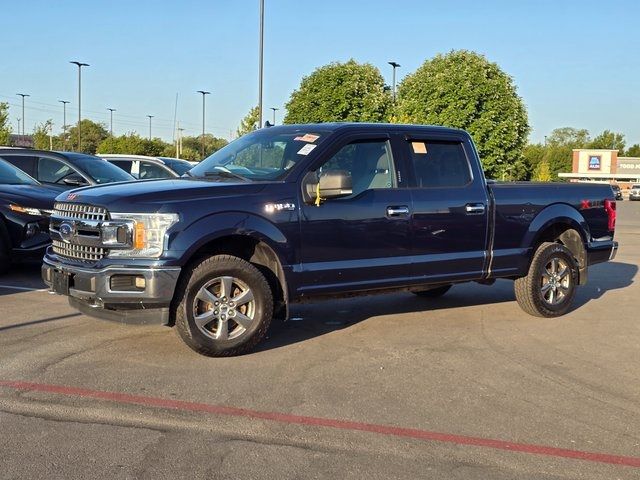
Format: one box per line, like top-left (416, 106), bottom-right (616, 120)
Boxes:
top-left (52, 269), bottom-right (70, 295)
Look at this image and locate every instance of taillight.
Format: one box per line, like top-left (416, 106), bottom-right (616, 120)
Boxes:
top-left (604, 199), bottom-right (616, 231)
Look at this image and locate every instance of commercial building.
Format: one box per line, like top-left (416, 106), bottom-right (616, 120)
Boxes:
top-left (558, 149), bottom-right (640, 187)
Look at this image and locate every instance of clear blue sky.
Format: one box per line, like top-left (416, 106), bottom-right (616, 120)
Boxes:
top-left (2, 0), bottom-right (638, 145)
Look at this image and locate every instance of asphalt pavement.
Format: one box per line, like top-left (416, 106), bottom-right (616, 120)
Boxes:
top-left (0, 202), bottom-right (639, 479)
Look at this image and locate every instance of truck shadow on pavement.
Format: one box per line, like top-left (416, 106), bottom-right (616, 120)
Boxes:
top-left (257, 261), bottom-right (636, 352)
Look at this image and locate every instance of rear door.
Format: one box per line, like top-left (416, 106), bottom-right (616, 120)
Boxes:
top-left (402, 133), bottom-right (489, 282)
top-left (297, 133), bottom-right (413, 295)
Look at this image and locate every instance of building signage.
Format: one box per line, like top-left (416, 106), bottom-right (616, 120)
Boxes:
top-left (617, 158), bottom-right (640, 175)
top-left (588, 155), bottom-right (601, 170)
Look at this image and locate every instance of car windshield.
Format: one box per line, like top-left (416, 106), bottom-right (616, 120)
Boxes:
top-left (160, 158), bottom-right (193, 175)
top-left (65, 153), bottom-right (135, 184)
top-left (0, 158), bottom-right (38, 185)
top-left (190, 128), bottom-right (329, 181)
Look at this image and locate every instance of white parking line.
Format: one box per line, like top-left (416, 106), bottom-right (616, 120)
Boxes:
top-left (0, 284), bottom-right (48, 292)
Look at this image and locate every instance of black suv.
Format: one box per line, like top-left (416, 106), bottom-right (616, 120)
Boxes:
top-left (0, 149), bottom-right (134, 192)
top-left (0, 158), bottom-right (59, 273)
top-left (611, 184), bottom-right (623, 201)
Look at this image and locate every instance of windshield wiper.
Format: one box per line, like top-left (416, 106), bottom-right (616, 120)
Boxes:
top-left (202, 166), bottom-right (250, 182)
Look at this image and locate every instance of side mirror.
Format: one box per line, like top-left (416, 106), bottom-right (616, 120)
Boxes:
top-left (318, 170), bottom-right (352, 199)
top-left (303, 170), bottom-right (352, 205)
top-left (62, 174), bottom-right (88, 186)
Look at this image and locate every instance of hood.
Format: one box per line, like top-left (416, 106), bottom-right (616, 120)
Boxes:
top-left (0, 184), bottom-right (60, 209)
top-left (54, 178), bottom-right (272, 213)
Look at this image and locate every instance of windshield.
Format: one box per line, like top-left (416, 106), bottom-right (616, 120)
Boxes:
top-left (160, 158), bottom-right (193, 175)
top-left (0, 158), bottom-right (39, 185)
top-left (190, 128), bottom-right (329, 181)
top-left (66, 153), bottom-right (135, 184)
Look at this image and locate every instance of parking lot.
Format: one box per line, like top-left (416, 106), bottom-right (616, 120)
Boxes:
top-left (0, 202), bottom-right (638, 479)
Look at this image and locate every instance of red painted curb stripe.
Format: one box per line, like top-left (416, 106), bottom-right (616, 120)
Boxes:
top-left (1, 379), bottom-right (638, 468)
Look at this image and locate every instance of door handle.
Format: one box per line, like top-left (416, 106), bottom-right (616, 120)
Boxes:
top-left (465, 203), bottom-right (485, 215)
top-left (387, 206), bottom-right (410, 217)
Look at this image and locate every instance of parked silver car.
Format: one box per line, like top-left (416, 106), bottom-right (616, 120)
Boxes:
top-left (100, 154), bottom-right (193, 179)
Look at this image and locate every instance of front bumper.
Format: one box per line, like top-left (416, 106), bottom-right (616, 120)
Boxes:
top-left (42, 257), bottom-right (181, 325)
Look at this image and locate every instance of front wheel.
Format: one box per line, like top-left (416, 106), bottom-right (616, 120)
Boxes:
top-left (174, 255), bottom-right (274, 357)
top-left (514, 242), bottom-right (578, 317)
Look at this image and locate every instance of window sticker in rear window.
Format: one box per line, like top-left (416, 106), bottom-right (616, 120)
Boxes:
top-left (411, 141), bottom-right (427, 154)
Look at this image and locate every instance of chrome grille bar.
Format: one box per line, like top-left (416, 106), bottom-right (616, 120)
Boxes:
top-left (53, 202), bottom-right (109, 222)
top-left (52, 240), bottom-right (105, 262)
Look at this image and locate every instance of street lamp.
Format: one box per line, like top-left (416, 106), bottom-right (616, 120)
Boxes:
top-left (258, 0), bottom-right (264, 128)
top-left (16, 93), bottom-right (29, 135)
top-left (146, 115), bottom-right (154, 141)
top-left (107, 108), bottom-right (116, 136)
top-left (388, 61), bottom-right (401, 102)
top-left (196, 90), bottom-right (210, 158)
top-left (59, 100), bottom-right (70, 149)
top-left (270, 107), bottom-right (279, 125)
top-left (70, 61), bottom-right (89, 151)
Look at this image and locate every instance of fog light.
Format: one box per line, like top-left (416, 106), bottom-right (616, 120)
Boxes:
top-left (110, 275), bottom-right (146, 292)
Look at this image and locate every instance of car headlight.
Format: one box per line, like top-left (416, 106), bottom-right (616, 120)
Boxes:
top-left (9, 204), bottom-right (49, 216)
top-left (106, 213), bottom-right (178, 258)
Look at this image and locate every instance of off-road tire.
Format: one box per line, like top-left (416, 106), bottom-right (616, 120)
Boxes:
top-left (514, 242), bottom-right (578, 317)
top-left (174, 255), bottom-right (274, 357)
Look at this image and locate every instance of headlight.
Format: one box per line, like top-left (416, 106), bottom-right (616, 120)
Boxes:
top-left (9, 204), bottom-right (47, 216)
top-left (106, 213), bottom-right (178, 258)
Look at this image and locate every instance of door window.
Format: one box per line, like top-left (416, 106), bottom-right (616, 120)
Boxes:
top-left (408, 140), bottom-right (471, 188)
top-left (37, 157), bottom-right (75, 184)
top-left (317, 140), bottom-right (396, 197)
top-left (139, 161), bottom-right (173, 179)
top-left (110, 160), bottom-right (134, 175)
top-left (0, 155), bottom-right (37, 177)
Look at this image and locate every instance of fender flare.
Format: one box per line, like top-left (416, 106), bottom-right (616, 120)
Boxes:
top-left (522, 203), bottom-right (590, 252)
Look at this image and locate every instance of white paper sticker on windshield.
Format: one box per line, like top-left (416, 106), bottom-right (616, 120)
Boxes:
top-left (297, 144), bottom-right (317, 155)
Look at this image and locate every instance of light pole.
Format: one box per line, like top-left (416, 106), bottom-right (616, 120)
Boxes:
top-left (196, 90), bottom-right (210, 158)
top-left (70, 61), bottom-right (89, 151)
top-left (258, 0), bottom-right (264, 128)
top-left (16, 93), bottom-right (29, 135)
top-left (59, 100), bottom-right (70, 148)
top-left (16, 118), bottom-right (20, 136)
top-left (147, 115), bottom-right (154, 141)
top-left (270, 107), bottom-right (279, 125)
top-left (107, 108), bottom-right (116, 136)
top-left (388, 61), bottom-right (400, 102)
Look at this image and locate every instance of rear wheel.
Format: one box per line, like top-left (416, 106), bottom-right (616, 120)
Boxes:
top-left (174, 255), bottom-right (274, 357)
top-left (514, 242), bottom-right (578, 317)
top-left (412, 285), bottom-right (452, 298)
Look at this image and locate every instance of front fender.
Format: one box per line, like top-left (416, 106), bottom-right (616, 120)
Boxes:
top-left (169, 211), bottom-right (296, 267)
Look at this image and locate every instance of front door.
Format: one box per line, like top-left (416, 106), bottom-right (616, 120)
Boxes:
top-left (297, 135), bottom-right (413, 296)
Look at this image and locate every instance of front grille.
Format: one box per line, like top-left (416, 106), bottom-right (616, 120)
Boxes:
top-left (53, 202), bottom-right (108, 221)
top-left (52, 240), bottom-right (105, 262)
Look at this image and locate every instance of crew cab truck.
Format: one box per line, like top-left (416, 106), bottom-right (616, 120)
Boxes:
top-left (42, 124), bottom-right (618, 356)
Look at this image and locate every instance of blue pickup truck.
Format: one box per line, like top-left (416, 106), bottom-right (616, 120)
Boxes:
top-left (42, 123), bottom-right (618, 356)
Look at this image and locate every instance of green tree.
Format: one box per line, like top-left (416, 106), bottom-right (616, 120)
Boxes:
top-left (66, 119), bottom-right (109, 154)
top-left (180, 134), bottom-right (228, 160)
top-left (546, 127), bottom-right (590, 148)
top-left (0, 102), bottom-right (11, 145)
top-left (625, 144), bottom-right (640, 157)
top-left (522, 143), bottom-right (546, 180)
top-left (589, 130), bottom-right (625, 151)
top-left (396, 50), bottom-right (530, 179)
top-left (32, 119), bottom-right (62, 150)
top-left (284, 60), bottom-right (391, 124)
top-left (533, 160), bottom-right (552, 181)
top-left (236, 106), bottom-right (259, 137)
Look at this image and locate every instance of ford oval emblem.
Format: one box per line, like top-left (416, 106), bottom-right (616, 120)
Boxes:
top-left (59, 222), bottom-right (75, 242)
